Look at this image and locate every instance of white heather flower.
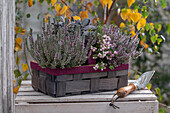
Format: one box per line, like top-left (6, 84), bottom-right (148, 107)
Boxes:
top-left (91, 46), bottom-right (97, 52)
top-left (93, 66), bottom-right (97, 70)
top-left (98, 53), bottom-right (103, 58)
top-left (114, 51), bottom-right (118, 55)
top-left (103, 34), bottom-right (107, 38)
top-left (106, 36), bottom-right (111, 41)
top-left (106, 56), bottom-right (112, 60)
top-left (93, 57), bottom-right (97, 59)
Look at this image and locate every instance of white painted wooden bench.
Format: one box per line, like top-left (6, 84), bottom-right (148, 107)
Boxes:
top-left (15, 80), bottom-right (158, 113)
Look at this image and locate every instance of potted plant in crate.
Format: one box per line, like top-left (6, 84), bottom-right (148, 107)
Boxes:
top-left (26, 17), bottom-right (141, 97)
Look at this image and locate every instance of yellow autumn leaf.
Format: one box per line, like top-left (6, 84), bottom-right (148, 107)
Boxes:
top-left (140, 40), bottom-right (148, 49)
top-left (120, 9), bottom-right (132, 21)
top-left (130, 12), bottom-right (142, 23)
top-left (108, 0), bottom-right (113, 10)
top-left (15, 38), bottom-right (23, 51)
top-left (72, 0), bottom-right (76, 4)
top-left (59, 5), bottom-right (68, 15)
top-left (100, 0), bottom-right (112, 8)
top-left (16, 38), bottom-right (23, 44)
top-left (120, 22), bottom-right (125, 28)
top-left (73, 16), bottom-right (81, 21)
top-left (45, 14), bottom-right (51, 23)
top-left (92, 18), bottom-right (99, 25)
top-left (128, 72), bottom-right (131, 77)
top-left (79, 10), bottom-right (88, 20)
top-left (13, 86), bottom-right (20, 94)
top-left (55, 3), bottom-right (61, 12)
top-left (15, 27), bottom-right (22, 33)
top-left (66, 10), bottom-right (71, 18)
top-left (130, 30), bottom-right (136, 38)
top-left (137, 18), bottom-right (146, 30)
top-left (103, 0), bottom-right (112, 5)
top-left (86, 2), bottom-right (93, 13)
top-left (51, 0), bottom-right (57, 6)
top-left (157, 25), bottom-right (162, 32)
top-left (22, 63), bottom-right (29, 72)
top-left (21, 29), bottom-right (26, 35)
top-left (149, 23), bottom-right (154, 27)
top-left (28, 0), bottom-right (33, 7)
top-left (15, 45), bottom-right (22, 51)
top-left (127, 0), bottom-right (135, 7)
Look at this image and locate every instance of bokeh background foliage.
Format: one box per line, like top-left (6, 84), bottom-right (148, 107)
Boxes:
top-left (14, 0), bottom-right (170, 112)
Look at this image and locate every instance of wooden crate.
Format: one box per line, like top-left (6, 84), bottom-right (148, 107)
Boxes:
top-left (15, 80), bottom-right (158, 113)
top-left (31, 62), bottom-right (129, 97)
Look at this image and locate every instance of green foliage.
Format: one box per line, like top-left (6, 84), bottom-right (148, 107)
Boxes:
top-left (93, 1), bottom-right (99, 7)
top-left (159, 0), bottom-right (167, 8)
top-left (14, 69), bottom-right (21, 78)
top-left (159, 108), bottom-right (165, 113)
top-left (26, 13), bottom-right (31, 18)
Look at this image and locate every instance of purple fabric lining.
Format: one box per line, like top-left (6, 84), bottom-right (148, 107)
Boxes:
top-left (30, 61), bottom-right (129, 76)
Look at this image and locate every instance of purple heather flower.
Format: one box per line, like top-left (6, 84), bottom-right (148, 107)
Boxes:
top-left (91, 46), bottom-right (97, 52)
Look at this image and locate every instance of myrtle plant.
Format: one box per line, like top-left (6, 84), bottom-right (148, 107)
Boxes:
top-left (92, 25), bottom-right (141, 71)
top-left (26, 18), bottom-right (97, 69)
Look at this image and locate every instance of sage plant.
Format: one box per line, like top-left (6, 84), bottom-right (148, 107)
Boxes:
top-left (92, 25), bottom-right (141, 70)
top-left (26, 18), bottom-right (97, 69)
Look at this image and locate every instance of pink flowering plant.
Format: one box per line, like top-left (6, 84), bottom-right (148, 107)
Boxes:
top-left (92, 25), bottom-right (142, 71)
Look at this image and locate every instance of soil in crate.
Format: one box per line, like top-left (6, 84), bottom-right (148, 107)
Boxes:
top-left (31, 62), bottom-right (129, 97)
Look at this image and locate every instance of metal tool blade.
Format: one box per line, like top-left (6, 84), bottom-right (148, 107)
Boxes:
top-left (134, 71), bottom-right (155, 89)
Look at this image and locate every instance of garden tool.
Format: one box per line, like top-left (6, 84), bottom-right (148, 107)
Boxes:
top-left (110, 71), bottom-right (155, 109)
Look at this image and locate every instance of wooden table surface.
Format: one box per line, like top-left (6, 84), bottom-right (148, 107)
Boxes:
top-left (15, 80), bottom-right (158, 113)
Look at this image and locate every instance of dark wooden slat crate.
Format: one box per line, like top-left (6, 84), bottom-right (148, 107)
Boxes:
top-left (31, 68), bottom-right (128, 97)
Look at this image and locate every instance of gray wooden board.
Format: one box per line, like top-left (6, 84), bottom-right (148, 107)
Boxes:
top-left (15, 80), bottom-right (158, 113)
top-left (116, 70), bottom-right (128, 76)
top-left (15, 101), bottom-right (159, 113)
top-left (99, 78), bottom-right (118, 90)
top-left (16, 80), bottom-right (157, 104)
top-left (82, 72), bottom-right (107, 79)
top-left (55, 74), bottom-right (73, 81)
top-left (66, 80), bottom-right (90, 93)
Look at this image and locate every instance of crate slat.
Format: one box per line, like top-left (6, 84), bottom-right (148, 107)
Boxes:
top-left (15, 101), bottom-right (158, 113)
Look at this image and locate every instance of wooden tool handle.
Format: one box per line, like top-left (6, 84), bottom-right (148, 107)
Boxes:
top-left (116, 83), bottom-right (136, 97)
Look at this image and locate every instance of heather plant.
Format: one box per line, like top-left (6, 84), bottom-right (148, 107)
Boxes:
top-left (26, 18), bottom-right (97, 69)
top-left (92, 25), bottom-right (142, 71)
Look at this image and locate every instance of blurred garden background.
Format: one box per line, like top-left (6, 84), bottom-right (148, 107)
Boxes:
top-left (14, 0), bottom-right (170, 112)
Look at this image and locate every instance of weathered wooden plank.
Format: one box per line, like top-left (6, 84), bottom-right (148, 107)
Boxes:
top-left (90, 78), bottom-right (100, 92)
top-left (55, 75), bottom-right (73, 81)
top-left (21, 80), bottom-right (136, 86)
top-left (17, 89), bottom-right (153, 96)
top-left (0, 0), bottom-right (15, 113)
top-left (56, 82), bottom-right (66, 96)
top-left (82, 72), bottom-right (107, 79)
top-left (38, 75), bottom-right (47, 93)
top-left (66, 80), bottom-right (90, 93)
top-left (32, 70), bottom-right (39, 91)
top-left (15, 93), bottom-right (157, 103)
top-left (118, 76), bottom-right (128, 89)
top-left (116, 70), bottom-right (128, 76)
top-left (73, 74), bottom-right (82, 80)
top-left (46, 78), bottom-right (56, 96)
top-left (107, 71), bottom-right (116, 78)
top-left (15, 101), bottom-right (158, 113)
top-left (99, 78), bottom-right (118, 90)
